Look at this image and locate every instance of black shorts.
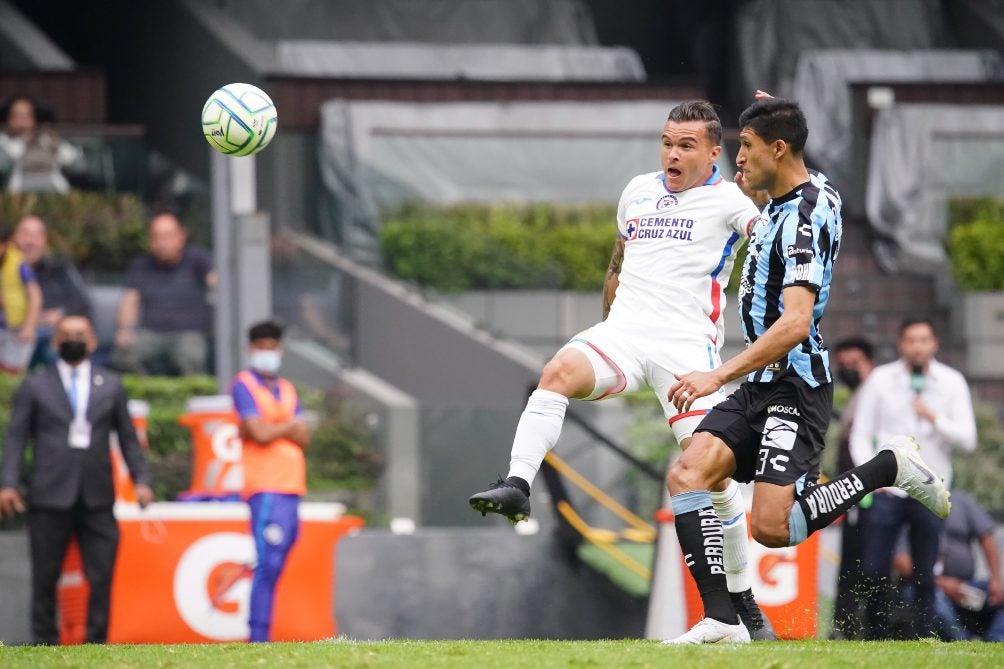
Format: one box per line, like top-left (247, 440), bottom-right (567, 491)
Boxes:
top-left (695, 378), bottom-right (833, 486)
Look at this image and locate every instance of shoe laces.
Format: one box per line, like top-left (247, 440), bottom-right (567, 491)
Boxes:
top-left (733, 592), bottom-right (764, 628)
top-left (487, 477), bottom-right (520, 491)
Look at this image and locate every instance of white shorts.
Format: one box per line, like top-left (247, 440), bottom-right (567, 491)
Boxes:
top-left (0, 328), bottom-right (35, 372)
top-left (561, 320), bottom-right (727, 442)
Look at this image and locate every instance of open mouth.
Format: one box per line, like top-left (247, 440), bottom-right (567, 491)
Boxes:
top-left (666, 167), bottom-right (682, 179)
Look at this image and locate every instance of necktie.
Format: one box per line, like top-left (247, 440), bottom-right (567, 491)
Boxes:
top-left (67, 369), bottom-right (79, 416)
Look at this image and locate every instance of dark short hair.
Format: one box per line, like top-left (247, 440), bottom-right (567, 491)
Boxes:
top-left (899, 318), bottom-right (937, 338)
top-left (834, 338), bottom-right (874, 361)
top-left (737, 99), bottom-right (808, 154)
top-left (667, 100), bottom-right (722, 145)
top-left (248, 319), bottom-right (284, 343)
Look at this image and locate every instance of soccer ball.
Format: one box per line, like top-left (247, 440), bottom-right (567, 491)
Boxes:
top-left (201, 83), bottom-right (277, 156)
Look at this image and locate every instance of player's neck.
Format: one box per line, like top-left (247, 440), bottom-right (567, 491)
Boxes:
top-left (768, 160), bottom-right (810, 199)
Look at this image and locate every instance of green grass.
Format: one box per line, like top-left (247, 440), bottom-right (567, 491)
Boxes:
top-left (2, 639), bottom-right (1003, 669)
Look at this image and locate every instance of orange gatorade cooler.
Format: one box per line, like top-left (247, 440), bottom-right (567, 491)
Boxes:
top-left (177, 395), bottom-right (244, 499)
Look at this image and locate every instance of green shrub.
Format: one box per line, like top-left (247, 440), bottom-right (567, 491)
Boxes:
top-left (947, 198), bottom-right (1004, 292)
top-left (0, 191), bottom-right (148, 272)
top-left (380, 202), bottom-right (617, 292)
top-left (0, 373), bottom-right (380, 503)
top-left (952, 404), bottom-right (1004, 518)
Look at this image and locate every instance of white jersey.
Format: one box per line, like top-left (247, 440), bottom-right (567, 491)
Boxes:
top-left (609, 166), bottom-right (759, 345)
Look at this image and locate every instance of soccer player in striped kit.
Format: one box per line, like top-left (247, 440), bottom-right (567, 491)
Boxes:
top-left (231, 320), bottom-right (311, 642)
top-left (469, 100), bottom-right (776, 638)
top-left (662, 98), bottom-right (950, 644)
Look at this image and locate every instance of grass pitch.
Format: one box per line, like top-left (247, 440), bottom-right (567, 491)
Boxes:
top-left (2, 639), bottom-right (1003, 669)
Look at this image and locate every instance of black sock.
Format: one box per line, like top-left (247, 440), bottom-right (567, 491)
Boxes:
top-left (673, 498), bottom-right (738, 625)
top-left (505, 476), bottom-right (530, 496)
top-left (794, 450), bottom-right (897, 538)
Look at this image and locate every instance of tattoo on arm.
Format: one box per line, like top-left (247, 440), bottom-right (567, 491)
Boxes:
top-left (602, 237), bottom-right (625, 320)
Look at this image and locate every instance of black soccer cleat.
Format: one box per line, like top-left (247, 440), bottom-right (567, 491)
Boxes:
top-left (469, 478), bottom-right (531, 523)
top-left (731, 589), bottom-right (776, 641)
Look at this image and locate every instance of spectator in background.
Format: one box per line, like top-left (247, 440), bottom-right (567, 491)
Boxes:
top-left (112, 211), bottom-right (215, 375)
top-left (932, 489), bottom-right (1004, 641)
top-left (831, 337), bottom-right (876, 639)
top-left (0, 315), bottom-right (153, 644)
top-left (13, 214), bottom-right (93, 368)
top-left (851, 318), bottom-right (978, 638)
top-left (231, 320), bottom-right (310, 642)
top-left (0, 97), bottom-right (83, 194)
top-left (0, 223), bottom-right (42, 374)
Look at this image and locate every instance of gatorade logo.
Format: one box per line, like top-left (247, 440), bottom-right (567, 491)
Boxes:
top-left (749, 543), bottom-right (798, 607)
top-left (173, 532), bottom-right (255, 640)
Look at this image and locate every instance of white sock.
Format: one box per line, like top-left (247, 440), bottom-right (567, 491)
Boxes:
top-left (506, 389), bottom-right (569, 488)
top-left (711, 480), bottom-right (751, 594)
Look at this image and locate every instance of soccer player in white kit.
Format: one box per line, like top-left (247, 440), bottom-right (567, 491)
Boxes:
top-left (468, 100), bottom-right (775, 639)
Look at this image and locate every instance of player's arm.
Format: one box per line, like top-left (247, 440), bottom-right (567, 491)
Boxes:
top-left (709, 285), bottom-right (815, 384)
top-left (601, 236), bottom-right (625, 320)
top-left (669, 285), bottom-right (815, 411)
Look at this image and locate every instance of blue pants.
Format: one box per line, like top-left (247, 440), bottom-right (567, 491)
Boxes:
top-left (861, 494), bottom-right (944, 638)
top-left (247, 492), bottom-right (300, 642)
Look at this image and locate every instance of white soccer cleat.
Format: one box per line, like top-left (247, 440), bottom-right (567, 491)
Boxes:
top-left (883, 435), bottom-right (951, 519)
top-left (661, 617), bottom-right (751, 645)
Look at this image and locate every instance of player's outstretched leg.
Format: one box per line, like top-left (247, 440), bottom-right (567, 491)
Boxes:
top-left (785, 435), bottom-right (949, 548)
top-left (469, 349), bottom-right (595, 523)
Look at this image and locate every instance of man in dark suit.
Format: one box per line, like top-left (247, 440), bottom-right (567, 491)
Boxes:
top-left (0, 314), bottom-right (153, 645)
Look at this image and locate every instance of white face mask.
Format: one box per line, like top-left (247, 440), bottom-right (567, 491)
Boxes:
top-left (249, 349), bottom-right (282, 375)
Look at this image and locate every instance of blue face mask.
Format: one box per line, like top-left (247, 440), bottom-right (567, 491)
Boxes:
top-left (249, 349), bottom-right (282, 375)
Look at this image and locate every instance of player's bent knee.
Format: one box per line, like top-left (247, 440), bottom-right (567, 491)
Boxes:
top-left (751, 518), bottom-right (789, 548)
top-left (667, 457), bottom-right (708, 494)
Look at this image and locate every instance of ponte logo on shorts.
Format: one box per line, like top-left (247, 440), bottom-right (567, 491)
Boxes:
top-left (657, 194), bottom-right (679, 210)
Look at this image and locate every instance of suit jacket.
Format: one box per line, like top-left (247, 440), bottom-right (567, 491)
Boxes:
top-left (0, 364), bottom-right (151, 510)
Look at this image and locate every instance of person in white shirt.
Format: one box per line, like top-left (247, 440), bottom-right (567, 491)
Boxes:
top-left (0, 97), bottom-right (83, 194)
top-left (468, 100), bottom-right (776, 638)
top-left (850, 318), bottom-right (977, 639)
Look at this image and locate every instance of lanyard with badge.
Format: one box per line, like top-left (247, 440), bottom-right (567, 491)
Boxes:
top-left (67, 368), bottom-right (92, 449)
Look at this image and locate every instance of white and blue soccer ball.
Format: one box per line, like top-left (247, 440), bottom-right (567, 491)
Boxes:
top-left (201, 83), bottom-right (277, 156)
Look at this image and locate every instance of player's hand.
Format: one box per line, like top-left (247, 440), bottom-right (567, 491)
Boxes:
top-left (0, 487), bottom-right (26, 518)
top-left (669, 370), bottom-right (723, 412)
top-left (17, 325), bottom-right (36, 343)
top-left (755, 89), bottom-right (774, 100)
top-left (135, 484), bottom-right (155, 510)
top-left (912, 396), bottom-right (936, 423)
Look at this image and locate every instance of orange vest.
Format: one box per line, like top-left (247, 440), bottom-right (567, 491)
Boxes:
top-left (235, 370), bottom-right (306, 496)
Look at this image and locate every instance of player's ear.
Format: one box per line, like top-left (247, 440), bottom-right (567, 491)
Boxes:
top-left (772, 139), bottom-right (788, 161)
top-left (709, 144), bottom-right (722, 161)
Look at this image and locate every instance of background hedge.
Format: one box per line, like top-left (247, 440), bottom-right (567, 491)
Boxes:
top-left (947, 198), bottom-right (1004, 292)
top-left (380, 203), bottom-right (617, 292)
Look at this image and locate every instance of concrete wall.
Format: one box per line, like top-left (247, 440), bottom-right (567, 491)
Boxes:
top-left (335, 528), bottom-right (649, 640)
